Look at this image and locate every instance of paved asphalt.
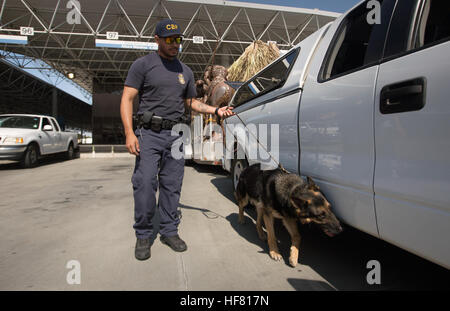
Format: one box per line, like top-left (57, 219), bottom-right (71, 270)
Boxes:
top-left (0, 156), bottom-right (449, 291)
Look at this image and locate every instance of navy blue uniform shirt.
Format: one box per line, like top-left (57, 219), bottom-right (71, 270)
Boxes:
top-left (125, 52), bottom-right (197, 121)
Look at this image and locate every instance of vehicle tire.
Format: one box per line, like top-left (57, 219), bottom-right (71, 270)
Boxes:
top-left (66, 142), bottom-right (74, 160)
top-left (20, 143), bottom-right (39, 169)
top-left (184, 159), bottom-right (195, 166)
top-left (231, 158), bottom-right (248, 191)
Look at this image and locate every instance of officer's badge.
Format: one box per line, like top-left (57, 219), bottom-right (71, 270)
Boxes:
top-left (178, 74), bottom-right (185, 85)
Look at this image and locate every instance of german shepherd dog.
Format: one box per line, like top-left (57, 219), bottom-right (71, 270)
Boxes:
top-left (235, 163), bottom-right (343, 267)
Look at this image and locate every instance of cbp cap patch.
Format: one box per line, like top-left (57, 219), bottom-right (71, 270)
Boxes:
top-left (155, 19), bottom-right (183, 37)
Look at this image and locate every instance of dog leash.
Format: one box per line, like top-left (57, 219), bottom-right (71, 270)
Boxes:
top-left (232, 111), bottom-right (290, 174)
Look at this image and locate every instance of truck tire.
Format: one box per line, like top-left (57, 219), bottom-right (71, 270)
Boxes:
top-left (231, 158), bottom-right (248, 191)
top-left (66, 142), bottom-right (74, 160)
top-left (20, 143), bottom-right (39, 169)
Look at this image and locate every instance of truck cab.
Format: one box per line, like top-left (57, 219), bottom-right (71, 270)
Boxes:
top-left (222, 0), bottom-right (450, 269)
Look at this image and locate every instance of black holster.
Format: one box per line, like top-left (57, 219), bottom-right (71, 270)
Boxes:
top-left (149, 115), bottom-right (162, 132)
top-left (136, 111), bottom-right (178, 133)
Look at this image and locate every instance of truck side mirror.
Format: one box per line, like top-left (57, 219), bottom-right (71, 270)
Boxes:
top-left (43, 125), bottom-right (53, 131)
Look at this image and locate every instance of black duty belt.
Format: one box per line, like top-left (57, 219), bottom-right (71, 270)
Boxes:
top-left (136, 112), bottom-right (179, 132)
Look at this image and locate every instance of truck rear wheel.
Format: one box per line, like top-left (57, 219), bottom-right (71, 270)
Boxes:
top-left (66, 142), bottom-right (74, 160)
top-left (20, 143), bottom-right (39, 169)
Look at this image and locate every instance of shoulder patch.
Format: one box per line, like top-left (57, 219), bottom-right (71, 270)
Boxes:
top-left (178, 73), bottom-right (185, 85)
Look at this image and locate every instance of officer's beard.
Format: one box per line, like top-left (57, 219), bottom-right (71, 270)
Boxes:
top-left (158, 45), bottom-right (178, 61)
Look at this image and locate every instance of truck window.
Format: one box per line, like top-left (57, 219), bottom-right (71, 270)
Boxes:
top-left (0, 116), bottom-right (40, 129)
top-left (50, 118), bottom-right (61, 132)
top-left (232, 48), bottom-right (300, 108)
top-left (41, 118), bottom-right (52, 130)
top-left (411, 0), bottom-right (450, 50)
top-left (321, 1), bottom-right (388, 80)
top-left (383, 0), bottom-right (449, 60)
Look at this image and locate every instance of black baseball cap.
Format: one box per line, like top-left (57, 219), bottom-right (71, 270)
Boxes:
top-left (155, 19), bottom-right (183, 37)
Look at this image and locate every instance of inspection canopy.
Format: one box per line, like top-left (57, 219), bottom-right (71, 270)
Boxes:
top-left (0, 0), bottom-right (339, 93)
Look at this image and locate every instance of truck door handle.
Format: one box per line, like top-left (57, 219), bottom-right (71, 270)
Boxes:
top-left (380, 77), bottom-right (426, 114)
top-left (383, 85), bottom-right (423, 101)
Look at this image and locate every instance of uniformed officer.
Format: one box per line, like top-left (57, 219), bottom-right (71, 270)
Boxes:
top-left (120, 18), bottom-right (234, 261)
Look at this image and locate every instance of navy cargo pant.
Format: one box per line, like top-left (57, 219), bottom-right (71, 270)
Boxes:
top-left (132, 128), bottom-right (184, 239)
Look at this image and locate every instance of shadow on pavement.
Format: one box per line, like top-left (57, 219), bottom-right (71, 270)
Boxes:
top-left (189, 162), bottom-right (227, 176)
top-left (287, 278), bottom-right (336, 291)
top-left (210, 176), bottom-right (235, 203)
top-left (297, 225), bottom-right (450, 291)
top-left (226, 211), bottom-right (268, 252)
top-left (226, 208), bottom-right (299, 269)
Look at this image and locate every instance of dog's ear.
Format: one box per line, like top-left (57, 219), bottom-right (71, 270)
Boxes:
top-left (307, 176), bottom-right (320, 191)
top-left (290, 185), bottom-right (310, 209)
top-left (291, 196), bottom-right (312, 221)
top-left (291, 196), bottom-right (309, 210)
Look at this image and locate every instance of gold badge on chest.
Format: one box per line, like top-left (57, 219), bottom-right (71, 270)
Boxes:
top-left (178, 73), bottom-right (185, 85)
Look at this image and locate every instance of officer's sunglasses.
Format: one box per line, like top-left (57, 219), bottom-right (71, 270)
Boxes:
top-left (163, 37), bottom-right (182, 45)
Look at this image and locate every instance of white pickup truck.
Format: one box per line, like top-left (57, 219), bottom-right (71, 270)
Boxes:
top-left (223, 0), bottom-right (450, 269)
top-left (0, 114), bottom-right (78, 168)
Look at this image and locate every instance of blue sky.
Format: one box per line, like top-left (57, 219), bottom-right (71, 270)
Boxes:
top-left (234, 0), bottom-right (361, 13)
top-left (0, 50), bottom-right (92, 105)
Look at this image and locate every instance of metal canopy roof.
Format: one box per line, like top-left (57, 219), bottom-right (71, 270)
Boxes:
top-left (0, 0), bottom-right (340, 93)
top-left (0, 59), bottom-right (92, 130)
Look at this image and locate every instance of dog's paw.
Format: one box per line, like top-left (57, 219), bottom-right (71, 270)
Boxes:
top-left (289, 247), bottom-right (299, 267)
top-left (289, 257), bottom-right (298, 268)
top-left (269, 251), bottom-right (283, 261)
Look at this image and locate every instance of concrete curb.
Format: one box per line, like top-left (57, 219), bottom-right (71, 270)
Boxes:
top-left (80, 153), bottom-right (134, 158)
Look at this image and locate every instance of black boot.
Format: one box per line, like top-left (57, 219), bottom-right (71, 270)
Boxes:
top-left (135, 238), bottom-right (151, 260)
top-left (160, 235), bottom-right (187, 252)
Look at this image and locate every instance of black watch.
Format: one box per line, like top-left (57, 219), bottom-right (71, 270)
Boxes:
top-left (214, 107), bottom-right (220, 116)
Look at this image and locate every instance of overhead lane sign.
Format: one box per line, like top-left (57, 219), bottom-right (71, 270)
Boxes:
top-left (0, 34), bottom-right (28, 45)
top-left (95, 39), bottom-right (158, 50)
top-left (20, 27), bottom-right (34, 36)
top-left (95, 39), bottom-right (182, 52)
top-left (106, 32), bottom-right (119, 40)
top-left (193, 36), bottom-right (204, 44)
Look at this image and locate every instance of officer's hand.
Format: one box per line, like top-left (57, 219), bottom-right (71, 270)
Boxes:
top-left (218, 106), bottom-right (234, 118)
top-left (126, 133), bottom-right (140, 156)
